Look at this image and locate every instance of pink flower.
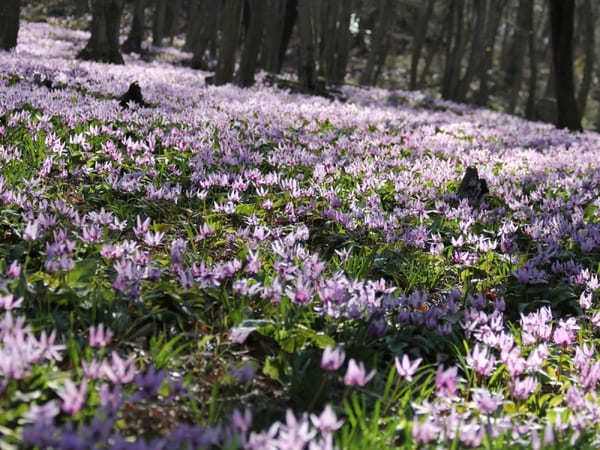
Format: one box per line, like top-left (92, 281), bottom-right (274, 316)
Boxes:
top-left (343, 359), bottom-right (375, 387)
top-left (0, 294), bottom-right (23, 310)
top-left (310, 404), bottom-right (344, 434)
top-left (394, 354), bottom-right (422, 381)
top-left (89, 323), bottom-right (113, 348)
top-left (321, 346), bottom-right (345, 371)
top-left (435, 365), bottom-right (459, 398)
top-left (5, 260), bottom-right (21, 278)
top-left (57, 378), bottom-right (87, 415)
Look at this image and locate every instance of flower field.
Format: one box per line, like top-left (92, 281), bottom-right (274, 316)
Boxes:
top-left (3, 21), bottom-right (600, 449)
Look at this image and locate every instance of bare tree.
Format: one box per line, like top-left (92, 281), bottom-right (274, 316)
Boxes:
top-left (237, 0), bottom-right (264, 87)
top-left (576, 0), bottom-right (595, 117)
top-left (474, 0), bottom-right (507, 105)
top-left (409, 0), bottom-right (435, 91)
top-left (524, 0), bottom-right (537, 120)
top-left (214, 0), bottom-right (244, 85)
top-left (360, 0), bottom-right (393, 86)
top-left (255, 0), bottom-right (297, 73)
top-left (0, 0), bottom-right (21, 51)
top-left (189, 0), bottom-right (220, 70)
top-left (549, 0), bottom-right (581, 131)
top-left (78, 0), bottom-right (124, 64)
top-left (503, 0), bottom-right (531, 114)
top-left (296, 0), bottom-right (317, 91)
top-left (152, 0), bottom-right (167, 46)
top-left (122, 0), bottom-right (145, 54)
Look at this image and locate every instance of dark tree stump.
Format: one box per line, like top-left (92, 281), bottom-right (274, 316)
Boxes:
top-left (457, 167), bottom-right (488, 207)
top-left (119, 82), bottom-right (148, 108)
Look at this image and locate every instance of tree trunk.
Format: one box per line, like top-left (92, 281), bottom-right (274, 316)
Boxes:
top-left (577, 0), bottom-right (595, 118)
top-left (277, 0), bottom-right (298, 73)
top-left (260, 0), bottom-right (286, 72)
top-left (164, 0), bottom-right (182, 44)
top-left (360, 0), bottom-right (393, 86)
top-left (152, 0), bottom-right (167, 46)
top-left (74, 0), bottom-right (89, 16)
top-left (441, 0), bottom-right (465, 100)
top-left (409, 0), bottom-right (435, 90)
top-left (237, 0), bottom-right (264, 86)
top-left (296, 0), bottom-right (317, 91)
top-left (0, 0), bottom-right (21, 51)
top-left (214, 0), bottom-right (243, 85)
top-left (505, 0), bottom-right (531, 114)
top-left (456, 0), bottom-right (488, 102)
top-left (524, 0), bottom-right (537, 120)
top-left (122, 0), bottom-right (145, 54)
top-left (474, 0), bottom-right (506, 106)
top-left (189, 0), bottom-right (220, 70)
top-left (77, 0), bottom-right (124, 64)
top-left (549, 0), bottom-right (581, 131)
top-left (330, 0), bottom-right (354, 84)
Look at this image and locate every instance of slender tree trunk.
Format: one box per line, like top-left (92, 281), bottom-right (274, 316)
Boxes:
top-left (237, 0), bottom-right (264, 87)
top-left (456, 0), bottom-right (488, 102)
top-left (297, 0), bottom-right (317, 91)
top-left (474, 0), bottom-right (506, 106)
top-left (360, 0), bottom-right (393, 86)
top-left (214, 0), bottom-right (243, 85)
top-left (0, 0), bottom-right (21, 51)
top-left (577, 0), bottom-right (595, 118)
top-left (524, 0), bottom-right (537, 120)
top-left (260, 0), bottom-right (286, 72)
top-left (190, 0), bottom-right (219, 70)
top-left (152, 0), bottom-right (167, 46)
top-left (331, 0), bottom-right (354, 84)
top-left (164, 0), bottom-right (182, 44)
top-left (442, 0), bottom-right (465, 100)
top-left (409, 0), bottom-right (435, 90)
top-left (549, 0), bottom-right (581, 131)
top-left (505, 0), bottom-right (531, 114)
top-left (419, 39), bottom-right (440, 88)
top-left (277, 0), bottom-right (298, 73)
top-left (77, 0), bottom-right (124, 64)
top-left (122, 0), bottom-right (145, 54)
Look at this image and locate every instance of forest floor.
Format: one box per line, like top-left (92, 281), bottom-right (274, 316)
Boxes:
top-left (2, 19), bottom-right (600, 449)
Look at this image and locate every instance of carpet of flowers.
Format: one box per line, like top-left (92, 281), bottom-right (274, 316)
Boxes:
top-left (1, 20), bottom-right (600, 449)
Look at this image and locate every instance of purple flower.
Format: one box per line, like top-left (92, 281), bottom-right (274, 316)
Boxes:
top-left (88, 323), bottom-right (113, 348)
top-left (23, 220), bottom-right (41, 241)
top-left (321, 346), bottom-right (345, 371)
top-left (472, 389), bottom-right (502, 414)
top-left (103, 351), bottom-right (136, 384)
top-left (310, 404), bottom-right (344, 434)
top-left (56, 378), bottom-right (87, 415)
top-left (5, 260), bottom-right (21, 278)
top-left (230, 362), bottom-right (256, 383)
top-left (133, 215), bottom-right (151, 237)
top-left (0, 294), bottom-right (24, 310)
top-left (466, 344), bottom-right (496, 377)
top-left (143, 230), bottom-right (164, 247)
top-left (134, 366), bottom-right (167, 397)
top-left (343, 359), bottom-right (375, 387)
top-left (435, 365), bottom-right (459, 398)
top-left (412, 416), bottom-right (439, 444)
top-left (510, 376), bottom-right (538, 400)
top-left (553, 325), bottom-right (574, 346)
top-left (394, 354), bottom-right (422, 382)
top-left (231, 408), bottom-right (252, 432)
top-left (24, 400), bottom-right (60, 425)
